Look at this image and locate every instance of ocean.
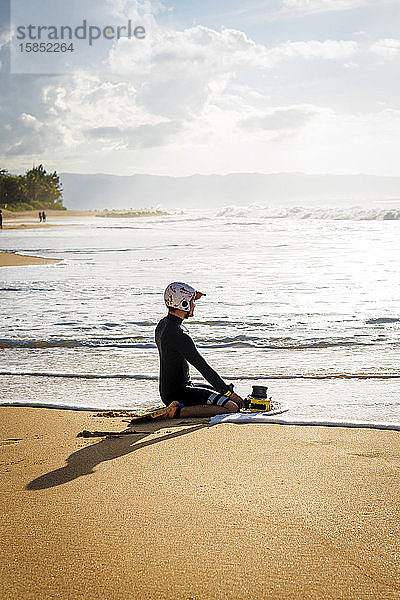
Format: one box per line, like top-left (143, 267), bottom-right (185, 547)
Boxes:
top-left (1, 204), bottom-right (399, 425)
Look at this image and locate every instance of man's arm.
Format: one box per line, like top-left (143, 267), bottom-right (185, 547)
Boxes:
top-left (179, 331), bottom-right (229, 393)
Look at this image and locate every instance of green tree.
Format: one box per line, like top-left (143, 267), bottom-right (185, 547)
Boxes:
top-left (23, 164), bottom-right (64, 208)
top-left (0, 165), bottom-right (65, 211)
top-left (0, 170), bottom-right (26, 209)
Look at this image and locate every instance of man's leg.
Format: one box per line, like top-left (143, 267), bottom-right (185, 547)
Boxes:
top-left (165, 386), bottom-right (240, 419)
top-left (179, 399), bottom-right (239, 418)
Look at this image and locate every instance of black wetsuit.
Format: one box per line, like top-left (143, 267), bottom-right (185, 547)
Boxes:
top-left (155, 313), bottom-right (230, 406)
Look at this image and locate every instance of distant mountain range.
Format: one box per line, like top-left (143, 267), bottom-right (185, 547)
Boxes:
top-left (60, 172), bottom-right (400, 210)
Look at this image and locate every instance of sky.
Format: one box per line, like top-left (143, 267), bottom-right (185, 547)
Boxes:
top-left (0, 0), bottom-right (400, 177)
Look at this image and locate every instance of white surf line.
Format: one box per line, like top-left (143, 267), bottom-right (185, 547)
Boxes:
top-left (0, 401), bottom-right (143, 411)
top-left (210, 414), bottom-right (400, 432)
top-left (236, 374), bottom-right (400, 380)
top-left (0, 371), bottom-right (155, 380)
top-left (1, 371), bottom-right (399, 380)
top-left (3, 402), bottom-right (400, 432)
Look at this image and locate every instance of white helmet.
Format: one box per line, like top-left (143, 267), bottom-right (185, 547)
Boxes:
top-left (164, 282), bottom-right (204, 312)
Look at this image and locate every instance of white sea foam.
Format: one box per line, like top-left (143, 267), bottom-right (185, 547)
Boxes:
top-left (210, 413), bottom-right (400, 432)
top-left (0, 401), bottom-right (108, 411)
top-left (216, 204), bottom-right (400, 220)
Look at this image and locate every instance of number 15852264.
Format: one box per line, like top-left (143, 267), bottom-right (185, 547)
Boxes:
top-left (19, 43), bottom-right (74, 52)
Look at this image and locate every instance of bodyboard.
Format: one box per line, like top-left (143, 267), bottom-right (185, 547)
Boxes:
top-left (211, 400), bottom-right (290, 425)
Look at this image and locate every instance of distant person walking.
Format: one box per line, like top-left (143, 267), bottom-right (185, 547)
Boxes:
top-left (39, 212), bottom-right (42, 222)
top-left (42, 211), bottom-right (46, 222)
top-left (0, 209), bottom-right (3, 229)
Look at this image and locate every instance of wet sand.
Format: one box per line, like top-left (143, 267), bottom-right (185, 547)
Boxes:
top-left (1, 406), bottom-right (400, 599)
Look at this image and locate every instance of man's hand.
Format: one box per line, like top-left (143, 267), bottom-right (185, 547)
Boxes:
top-left (230, 392), bottom-right (244, 409)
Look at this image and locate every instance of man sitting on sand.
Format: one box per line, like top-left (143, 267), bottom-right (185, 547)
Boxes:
top-left (155, 282), bottom-right (244, 419)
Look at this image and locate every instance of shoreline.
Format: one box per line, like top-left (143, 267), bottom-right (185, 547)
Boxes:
top-left (2, 209), bottom-right (100, 218)
top-left (2, 401), bottom-right (400, 432)
top-left (1, 406), bottom-right (400, 599)
top-left (1, 222), bottom-right (67, 230)
top-left (0, 251), bottom-right (61, 267)
top-left (1, 208), bottom-right (168, 230)
top-left (0, 210), bottom-right (93, 232)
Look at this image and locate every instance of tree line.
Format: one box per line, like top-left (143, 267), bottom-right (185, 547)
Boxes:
top-left (0, 165), bottom-right (65, 211)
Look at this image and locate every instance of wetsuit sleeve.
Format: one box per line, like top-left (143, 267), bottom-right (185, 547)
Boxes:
top-left (178, 331), bottom-right (229, 393)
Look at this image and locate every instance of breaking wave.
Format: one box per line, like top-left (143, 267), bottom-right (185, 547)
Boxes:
top-left (216, 204), bottom-right (400, 221)
top-left (0, 336), bottom-right (376, 350)
top-left (0, 338), bottom-right (155, 349)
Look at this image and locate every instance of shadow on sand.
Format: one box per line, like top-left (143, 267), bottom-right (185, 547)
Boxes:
top-left (26, 420), bottom-right (209, 491)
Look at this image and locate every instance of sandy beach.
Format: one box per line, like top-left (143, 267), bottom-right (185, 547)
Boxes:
top-left (0, 209), bottom-right (95, 230)
top-left (1, 407), bottom-right (399, 600)
top-left (0, 209), bottom-right (166, 231)
top-left (0, 251), bottom-right (62, 267)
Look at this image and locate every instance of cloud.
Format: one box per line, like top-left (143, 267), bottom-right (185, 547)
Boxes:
top-left (111, 24), bottom-right (359, 76)
top-left (109, 26), bottom-right (266, 119)
top-left (278, 0), bottom-right (371, 17)
top-left (370, 38), bottom-right (400, 58)
top-left (240, 106), bottom-right (319, 136)
top-left (0, 74), bottom-right (131, 156)
top-left (19, 112), bottom-right (43, 131)
top-left (267, 39), bottom-right (358, 62)
top-left (109, 25), bottom-right (359, 121)
top-left (105, 0), bottom-right (166, 19)
top-left (0, 26), bottom-right (10, 48)
top-left (0, 77), bottom-right (70, 157)
top-left (0, 15), bottom-right (10, 72)
top-left (3, 112), bottom-right (65, 156)
top-left (86, 120), bottom-right (182, 148)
